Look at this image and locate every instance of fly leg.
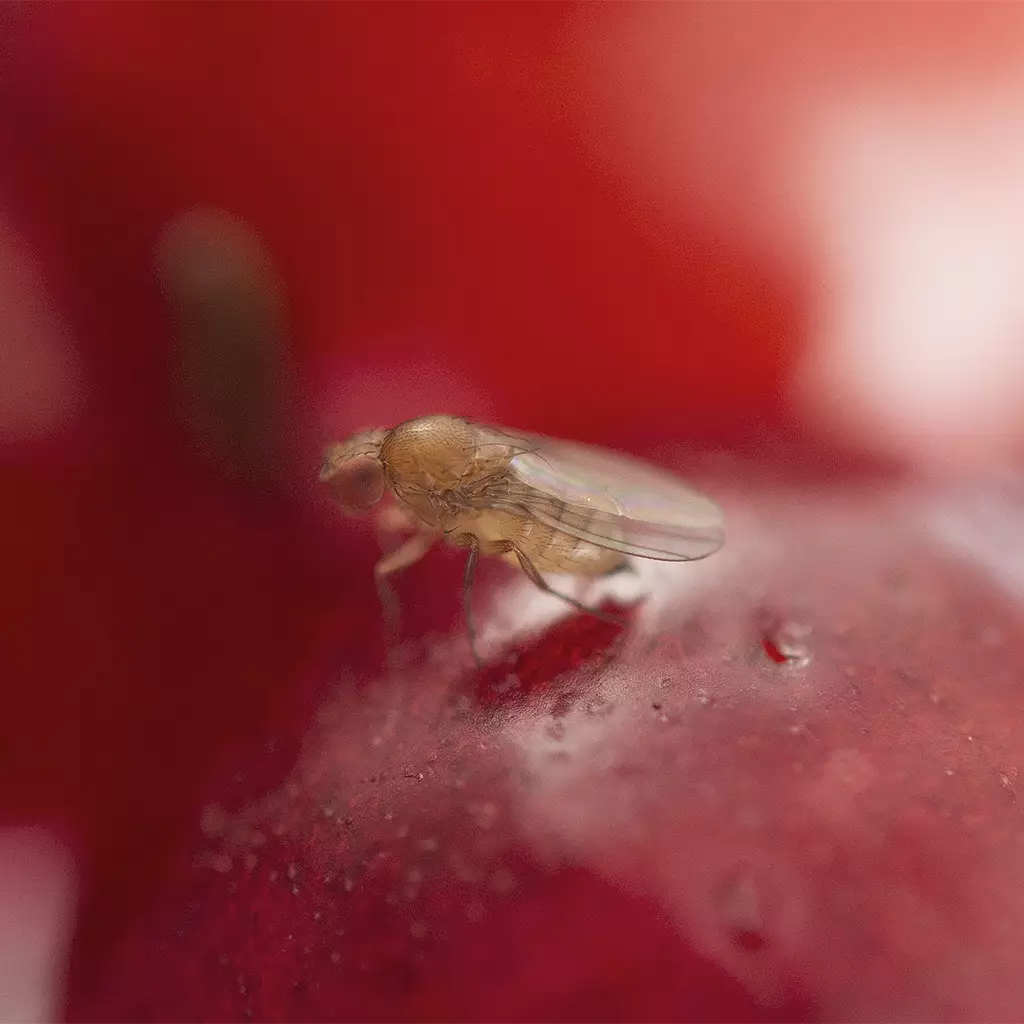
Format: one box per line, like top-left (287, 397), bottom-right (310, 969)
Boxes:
top-left (374, 530), bottom-right (437, 662)
top-left (461, 536), bottom-right (484, 669)
top-left (375, 503), bottom-right (418, 546)
top-left (512, 546), bottom-right (627, 627)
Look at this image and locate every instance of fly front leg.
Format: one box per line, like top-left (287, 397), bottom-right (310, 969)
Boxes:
top-left (513, 546), bottom-right (627, 628)
top-left (375, 502), bottom-right (419, 545)
top-left (374, 530), bottom-right (437, 650)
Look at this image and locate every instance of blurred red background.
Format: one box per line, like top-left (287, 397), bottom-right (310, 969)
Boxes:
top-left (5, 3), bottom-right (1024, 1021)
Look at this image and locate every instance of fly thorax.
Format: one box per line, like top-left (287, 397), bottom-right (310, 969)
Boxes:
top-left (380, 416), bottom-right (477, 486)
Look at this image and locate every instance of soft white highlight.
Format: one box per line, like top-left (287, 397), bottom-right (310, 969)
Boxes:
top-left (796, 88), bottom-right (1024, 466)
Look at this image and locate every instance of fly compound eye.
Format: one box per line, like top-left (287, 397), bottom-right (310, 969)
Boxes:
top-left (323, 454), bottom-right (385, 514)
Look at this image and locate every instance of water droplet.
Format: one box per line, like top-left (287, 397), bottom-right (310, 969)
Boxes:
top-left (313, 910), bottom-right (322, 922)
top-left (321, 804), bottom-right (336, 819)
top-left (343, 876), bottom-right (355, 892)
top-left (761, 619), bottom-right (812, 667)
top-left (268, 870), bottom-right (279, 883)
top-left (717, 871), bottom-right (766, 952)
top-left (330, 951), bottom-right (341, 964)
top-left (286, 863), bottom-right (299, 881)
top-left (291, 885), bottom-right (300, 896)
top-left (243, 852), bottom-right (258, 871)
top-left (383, 810), bottom-right (394, 821)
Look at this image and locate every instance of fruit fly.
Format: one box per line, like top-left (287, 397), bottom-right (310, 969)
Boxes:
top-left (320, 415), bottom-right (725, 664)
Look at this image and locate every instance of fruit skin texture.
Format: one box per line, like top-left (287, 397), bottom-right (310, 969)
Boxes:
top-left (65, 458), bottom-right (1024, 1022)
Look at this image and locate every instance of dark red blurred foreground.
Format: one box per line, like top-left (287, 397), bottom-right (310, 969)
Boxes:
top-left (67, 453), bottom-right (1024, 1023)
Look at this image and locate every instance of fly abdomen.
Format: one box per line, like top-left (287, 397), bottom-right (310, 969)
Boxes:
top-left (515, 500), bottom-right (624, 576)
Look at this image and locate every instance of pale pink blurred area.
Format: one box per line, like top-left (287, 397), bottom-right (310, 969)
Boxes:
top-left (0, 215), bottom-right (85, 446)
top-left (795, 89), bottom-right (1024, 471)
top-left (0, 828), bottom-right (76, 1024)
top-left (570, 3), bottom-right (1024, 471)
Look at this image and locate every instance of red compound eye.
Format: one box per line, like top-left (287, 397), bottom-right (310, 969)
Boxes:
top-left (324, 455), bottom-right (384, 513)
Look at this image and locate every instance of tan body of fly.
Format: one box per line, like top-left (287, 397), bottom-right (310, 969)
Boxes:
top-left (320, 415), bottom-right (724, 663)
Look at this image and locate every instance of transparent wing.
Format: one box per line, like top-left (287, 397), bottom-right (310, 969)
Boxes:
top-left (469, 425), bottom-right (725, 562)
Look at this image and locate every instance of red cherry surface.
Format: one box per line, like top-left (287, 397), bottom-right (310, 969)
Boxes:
top-left (69, 453), bottom-right (1024, 1022)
